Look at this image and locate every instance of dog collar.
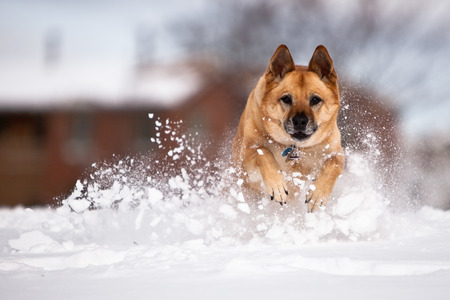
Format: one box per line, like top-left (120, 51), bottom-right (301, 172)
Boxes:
top-left (282, 145), bottom-right (299, 159)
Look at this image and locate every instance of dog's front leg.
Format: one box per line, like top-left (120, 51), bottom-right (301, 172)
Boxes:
top-left (245, 147), bottom-right (288, 203)
top-left (306, 153), bottom-right (345, 212)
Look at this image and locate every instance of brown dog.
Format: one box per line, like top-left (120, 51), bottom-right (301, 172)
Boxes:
top-left (232, 45), bottom-right (344, 213)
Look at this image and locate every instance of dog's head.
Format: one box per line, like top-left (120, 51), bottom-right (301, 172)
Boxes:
top-left (256, 45), bottom-right (340, 147)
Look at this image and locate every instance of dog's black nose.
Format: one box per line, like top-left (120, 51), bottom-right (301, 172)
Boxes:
top-left (292, 113), bottom-right (309, 131)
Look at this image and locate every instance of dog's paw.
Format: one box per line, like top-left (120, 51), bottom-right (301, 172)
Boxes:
top-left (305, 185), bottom-right (330, 213)
top-left (264, 170), bottom-right (289, 204)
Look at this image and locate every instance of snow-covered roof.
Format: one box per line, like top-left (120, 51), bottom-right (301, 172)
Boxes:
top-left (131, 65), bottom-right (203, 109)
top-left (0, 62), bottom-right (203, 110)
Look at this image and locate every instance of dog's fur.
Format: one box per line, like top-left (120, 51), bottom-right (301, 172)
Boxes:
top-left (232, 45), bottom-right (344, 212)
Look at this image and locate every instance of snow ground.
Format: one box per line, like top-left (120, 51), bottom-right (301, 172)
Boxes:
top-left (1, 117), bottom-right (450, 299)
top-left (1, 205), bottom-right (450, 300)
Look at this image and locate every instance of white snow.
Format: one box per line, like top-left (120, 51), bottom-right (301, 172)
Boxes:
top-left (67, 198), bottom-right (91, 213)
top-left (1, 117), bottom-right (450, 299)
top-left (237, 203), bottom-right (250, 214)
top-left (8, 231), bottom-right (58, 252)
top-left (0, 60), bottom-right (202, 109)
top-left (219, 204), bottom-right (238, 220)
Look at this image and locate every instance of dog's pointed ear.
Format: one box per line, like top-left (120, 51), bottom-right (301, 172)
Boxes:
top-left (266, 45), bottom-right (295, 82)
top-left (308, 45), bottom-right (337, 84)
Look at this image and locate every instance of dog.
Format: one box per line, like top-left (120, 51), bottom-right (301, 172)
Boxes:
top-left (232, 44), bottom-right (344, 213)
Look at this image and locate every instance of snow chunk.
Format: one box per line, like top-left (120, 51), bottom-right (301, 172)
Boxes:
top-left (237, 203), bottom-right (250, 214)
top-left (147, 187), bottom-right (164, 204)
top-left (266, 225), bottom-right (285, 239)
top-left (219, 205), bottom-right (238, 220)
top-left (8, 231), bottom-right (59, 252)
top-left (68, 199), bottom-right (91, 213)
top-left (186, 219), bottom-right (204, 235)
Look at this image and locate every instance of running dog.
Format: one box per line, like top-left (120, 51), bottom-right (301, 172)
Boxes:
top-left (232, 45), bottom-right (344, 212)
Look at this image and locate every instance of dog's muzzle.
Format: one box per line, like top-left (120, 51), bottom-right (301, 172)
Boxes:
top-left (284, 113), bottom-right (318, 142)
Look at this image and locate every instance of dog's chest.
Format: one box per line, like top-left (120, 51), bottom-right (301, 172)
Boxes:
top-left (271, 144), bottom-right (324, 177)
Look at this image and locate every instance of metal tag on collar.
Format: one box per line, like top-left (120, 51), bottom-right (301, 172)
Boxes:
top-left (282, 145), bottom-right (299, 160)
top-left (282, 147), bottom-right (292, 157)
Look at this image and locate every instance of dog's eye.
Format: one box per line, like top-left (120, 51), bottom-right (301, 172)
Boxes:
top-left (310, 96), bottom-right (322, 106)
top-left (280, 95), bottom-right (292, 105)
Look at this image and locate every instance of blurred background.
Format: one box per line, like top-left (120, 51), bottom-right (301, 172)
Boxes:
top-left (0, 0), bottom-right (449, 208)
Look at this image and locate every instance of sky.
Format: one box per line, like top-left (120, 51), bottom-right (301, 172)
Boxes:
top-left (0, 0), bottom-right (206, 63)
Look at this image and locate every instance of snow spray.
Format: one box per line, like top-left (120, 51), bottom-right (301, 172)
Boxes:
top-left (54, 111), bottom-right (416, 246)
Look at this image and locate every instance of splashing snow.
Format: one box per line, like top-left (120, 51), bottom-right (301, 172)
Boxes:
top-left (53, 116), bottom-right (404, 246)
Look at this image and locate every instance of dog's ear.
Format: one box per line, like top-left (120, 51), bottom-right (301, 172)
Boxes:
top-left (308, 45), bottom-right (337, 84)
top-left (266, 45), bottom-right (295, 82)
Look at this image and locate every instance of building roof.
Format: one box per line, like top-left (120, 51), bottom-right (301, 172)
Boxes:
top-left (0, 62), bottom-right (203, 110)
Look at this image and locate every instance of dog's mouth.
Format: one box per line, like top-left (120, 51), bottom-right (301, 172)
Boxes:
top-left (286, 123), bottom-right (318, 142)
top-left (290, 131), bottom-right (312, 142)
